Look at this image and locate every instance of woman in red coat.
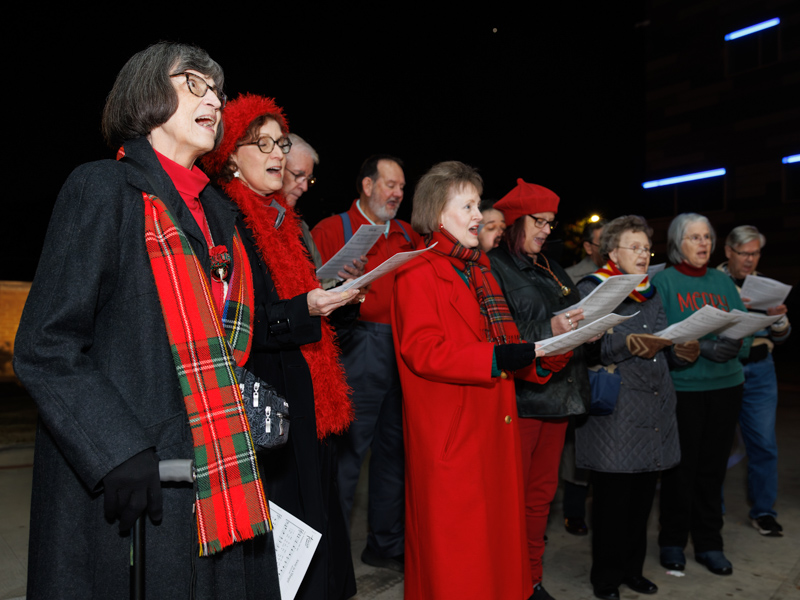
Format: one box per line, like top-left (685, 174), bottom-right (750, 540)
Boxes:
top-left (391, 161), bottom-right (567, 600)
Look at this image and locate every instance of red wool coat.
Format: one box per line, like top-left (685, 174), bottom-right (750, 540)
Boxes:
top-left (391, 251), bottom-right (532, 600)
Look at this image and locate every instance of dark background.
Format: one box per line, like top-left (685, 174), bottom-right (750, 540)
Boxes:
top-left (5, 5), bottom-right (647, 281)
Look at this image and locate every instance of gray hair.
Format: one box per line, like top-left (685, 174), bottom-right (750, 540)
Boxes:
top-left (599, 215), bottom-right (652, 261)
top-left (288, 133), bottom-right (320, 164)
top-left (667, 212), bottom-right (716, 264)
top-left (725, 225), bottom-right (766, 250)
top-left (102, 42), bottom-right (224, 150)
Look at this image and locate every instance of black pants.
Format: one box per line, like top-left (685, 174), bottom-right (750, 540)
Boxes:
top-left (658, 385), bottom-right (743, 553)
top-left (591, 470), bottom-right (658, 588)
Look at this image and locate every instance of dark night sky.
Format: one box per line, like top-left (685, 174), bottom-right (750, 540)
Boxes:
top-left (6, 5), bottom-right (645, 281)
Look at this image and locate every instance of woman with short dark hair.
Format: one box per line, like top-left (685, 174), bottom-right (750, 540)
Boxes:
top-left (14, 43), bottom-right (280, 599)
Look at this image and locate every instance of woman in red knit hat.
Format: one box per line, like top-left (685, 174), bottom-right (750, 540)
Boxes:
top-left (203, 94), bottom-right (361, 600)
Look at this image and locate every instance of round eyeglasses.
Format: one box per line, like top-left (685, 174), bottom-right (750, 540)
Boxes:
top-left (170, 72), bottom-right (226, 108)
top-left (528, 215), bottom-right (558, 230)
top-left (238, 136), bottom-right (293, 155)
top-left (286, 168), bottom-right (316, 186)
top-left (683, 234), bottom-right (711, 245)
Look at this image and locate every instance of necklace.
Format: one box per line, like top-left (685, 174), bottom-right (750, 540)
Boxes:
top-left (532, 254), bottom-right (571, 296)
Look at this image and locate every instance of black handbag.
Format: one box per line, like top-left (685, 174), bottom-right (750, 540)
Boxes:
top-left (234, 365), bottom-right (290, 449)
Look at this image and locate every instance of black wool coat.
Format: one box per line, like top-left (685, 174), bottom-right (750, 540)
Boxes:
top-left (14, 137), bottom-right (279, 600)
top-left (237, 216), bottom-right (357, 600)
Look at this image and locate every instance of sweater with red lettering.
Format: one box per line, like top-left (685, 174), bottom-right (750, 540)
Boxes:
top-left (652, 266), bottom-right (750, 392)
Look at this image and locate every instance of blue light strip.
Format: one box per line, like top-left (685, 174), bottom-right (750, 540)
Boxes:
top-left (642, 168), bottom-right (726, 189)
top-left (782, 154), bottom-right (799, 164)
top-left (724, 18), bottom-right (780, 41)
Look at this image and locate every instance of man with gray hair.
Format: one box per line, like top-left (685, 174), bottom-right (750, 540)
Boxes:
top-left (718, 225), bottom-right (791, 537)
top-left (565, 218), bottom-right (607, 285)
top-left (282, 133), bottom-right (323, 267)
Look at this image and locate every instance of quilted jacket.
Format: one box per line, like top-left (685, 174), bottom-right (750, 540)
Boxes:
top-left (574, 278), bottom-right (680, 473)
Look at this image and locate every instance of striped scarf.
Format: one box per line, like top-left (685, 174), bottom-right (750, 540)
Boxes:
top-left (143, 193), bottom-right (270, 556)
top-left (427, 229), bottom-right (521, 344)
top-left (586, 260), bottom-right (655, 302)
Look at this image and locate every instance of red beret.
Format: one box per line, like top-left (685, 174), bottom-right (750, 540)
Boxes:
top-left (494, 179), bottom-right (560, 226)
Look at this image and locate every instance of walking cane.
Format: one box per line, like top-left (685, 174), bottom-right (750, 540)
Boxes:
top-left (130, 459), bottom-right (195, 600)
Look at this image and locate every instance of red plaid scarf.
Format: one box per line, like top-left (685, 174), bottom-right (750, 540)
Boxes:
top-left (586, 260), bottom-right (655, 302)
top-left (427, 229), bottom-right (521, 344)
top-left (143, 193), bottom-right (270, 556)
top-left (222, 179), bottom-right (353, 438)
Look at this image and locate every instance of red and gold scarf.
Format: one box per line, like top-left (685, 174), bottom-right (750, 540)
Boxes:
top-left (222, 178), bottom-right (353, 438)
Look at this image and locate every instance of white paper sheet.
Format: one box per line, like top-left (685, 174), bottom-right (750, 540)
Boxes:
top-left (553, 274), bottom-right (646, 326)
top-left (648, 262), bottom-right (666, 278)
top-left (654, 304), bottom-right (742, 344)
top-left (269, 501), bottom-right (321, 600)
top-left (716, 309), bottom-right (784, 340)
top-left (338, 244), bottom-right (436, 292)
top-left (740, 275), bottom-right (792, 311)
top-left (316, 224), bottom-right (386, 280)
top-left (538, 312), bottom-right (640, 356)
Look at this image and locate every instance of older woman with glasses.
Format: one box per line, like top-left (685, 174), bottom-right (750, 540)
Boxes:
top-left (489, 179), bottom-right (588, 600)
top-left (14, 43), bottom-right (283, 598)
top-left (575, 216), bottom-right (699, 600)
top-left (202, 94), bottom-right (360, 600)
top-left (653, 213), bottom-right (750, 577)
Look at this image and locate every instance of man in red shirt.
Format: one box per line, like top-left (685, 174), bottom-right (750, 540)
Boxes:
top-left (312, 156), bottom-right (419, 571)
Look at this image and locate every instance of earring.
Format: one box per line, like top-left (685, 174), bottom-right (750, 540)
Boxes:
top-left (233, 170), bottom-right (241, 178)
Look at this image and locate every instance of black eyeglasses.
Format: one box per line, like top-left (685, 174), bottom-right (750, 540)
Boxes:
top-left (237, 136), bottom-right (293, 155)
top-left (286, 168), bottom-right (316, 186)
top-left (528, 215), bottom-right (558, 230)
top-left (728, 246), bottom-right (760, 259)
top-left (170, 72), bottom-right (226, 108)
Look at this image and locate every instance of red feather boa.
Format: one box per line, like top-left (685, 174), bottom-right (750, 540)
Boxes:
top-left (223, 178), bottom-right (353, 438)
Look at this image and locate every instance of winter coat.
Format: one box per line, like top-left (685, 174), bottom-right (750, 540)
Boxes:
top-left (14, 137), bottom-right (278, 600)
top-left (391, 250), bottom-right (531, 600)
top-left (574, 279), bottom-right (680, 473)
top-left (488, 244), bottom-right (590, 418)
top-left (238, 217), bottom-right (356, 600)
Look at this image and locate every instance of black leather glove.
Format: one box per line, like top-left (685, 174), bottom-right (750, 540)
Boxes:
top-left (699, 337), bottom-right (742, 363)
top-left (495, 343), bottom-right (539, 372)
top-left (103, 448), bottom-right (162, 532)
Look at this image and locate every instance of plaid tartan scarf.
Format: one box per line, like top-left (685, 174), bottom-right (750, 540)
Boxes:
top-left (586, 260), bottom-right (655, 302)
top-left (427, 229), bottom-right (521, 344)
top-left (143, 192), bottom-right (270, 556)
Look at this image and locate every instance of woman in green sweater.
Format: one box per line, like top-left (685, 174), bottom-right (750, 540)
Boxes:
top-left (653, 213), bottom-right (750, 577)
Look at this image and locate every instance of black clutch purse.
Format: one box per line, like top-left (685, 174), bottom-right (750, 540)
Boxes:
top-left (234, 366), bottom-right (290, 449)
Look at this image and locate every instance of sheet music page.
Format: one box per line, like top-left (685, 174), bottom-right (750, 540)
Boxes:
top-left (716, 309), bottom-right (783, 340)
top-left (316, 224), bottom-right (385, 280)
top-left (648, 262), bottom-right (666, 278)
top-left (740, 275), bottom-right (792, 311)
top-left (553, 274), bottom-right (646, 326)
top-left (538, 312), bottom-right (640, 356)
top-left (654, 304), bottom-right (742, 344)
top-left (338, 244), bottom-right (436, 292)
top-left (269, 501), bottom-right (322, 600)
